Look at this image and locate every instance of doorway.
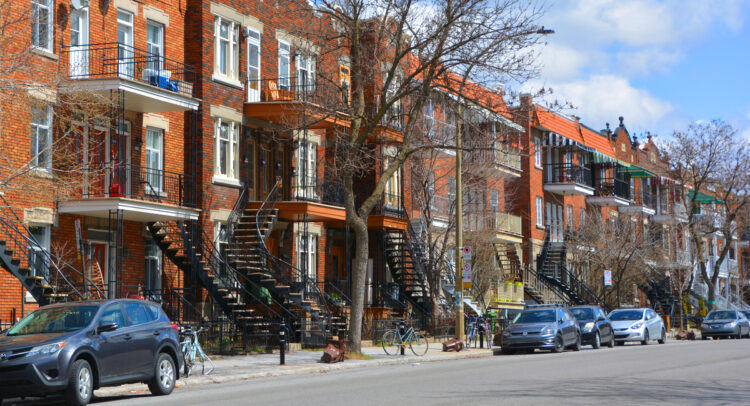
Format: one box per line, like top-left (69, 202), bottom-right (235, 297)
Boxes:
top-left (69, 7), bottom-right (89, 77)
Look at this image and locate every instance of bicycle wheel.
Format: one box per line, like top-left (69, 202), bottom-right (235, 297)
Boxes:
top-left (183, 351), bottom-right (193, 377)
top-left (382, 330), bottom-right (401, 356)
top-left (409, 333), bottom-right (429, 356)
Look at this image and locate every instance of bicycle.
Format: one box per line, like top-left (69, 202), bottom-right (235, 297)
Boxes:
top-left (382, 320), bottom-right (429, 356)
top-left (179, 326), bottom-right (215, 376)
top-left (466, 319), bottom-right (478, 348)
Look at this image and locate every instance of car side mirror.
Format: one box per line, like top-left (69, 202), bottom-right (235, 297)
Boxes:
top-left (97, 322), bottom-right (118, 334)
top-left (597, 316), bottom-right (605, 322)
top-left (558, 319), bottom-right (563, 324)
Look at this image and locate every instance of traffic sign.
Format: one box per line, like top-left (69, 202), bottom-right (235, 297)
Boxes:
top-left (462, 262), bottom-right (472, 282)
top-left (604, 270), bottom-right (612, 286)
top-left (462, 245), bottom-right (472, 261)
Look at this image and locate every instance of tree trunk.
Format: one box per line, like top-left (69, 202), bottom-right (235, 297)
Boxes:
top-left (347, 212), bottom-right (369, 353)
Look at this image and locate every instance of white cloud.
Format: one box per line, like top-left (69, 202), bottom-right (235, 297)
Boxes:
top-left (615, 48), bottom-right (682, 76)
top-left (537, 43), bottom-right (592, 81)
top-left (524, 75), bottom-right (674, 129)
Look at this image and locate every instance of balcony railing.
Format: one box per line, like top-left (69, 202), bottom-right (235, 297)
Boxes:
top-left (658, 200), bottom-right (687, 219)
top-left (293, 175), bottom-right (345, 207)
top-left (488, 211), bottom-right (522, 236)
top-left (79, 163), bottom-right (195, 207)
top-left (593, 178), bottom-right (630, 199)
top-left (466, 146), bottom-right (522, 172)
top-left (543, 163), bottom-right (592, 186)
top-left (61, 43), bottom-right (196, 98)
top-left (246, 76), bottom-right (351, 110)
top-left (429, 195), bottom-right (452, 220)
top-left (633, 191), bottom-right (655, 208)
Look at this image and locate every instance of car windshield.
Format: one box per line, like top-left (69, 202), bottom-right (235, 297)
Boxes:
top-left (706, 311), bottom-right (736, 320)
top-left (741, 311), bottom-right (750, 319)
top-left (570, 308), bottom-right (594, 320)
top-left (513, 309), bottom-right (555, 324)
top-left (7, 305), bottom-right (99, 336)
top-left (608, 310), bottom-right (643, 321)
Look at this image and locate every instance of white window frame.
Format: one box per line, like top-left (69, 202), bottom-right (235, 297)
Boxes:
top-left (536, 196), bottom-right (543, 227)
top-left (28, 224), bottom-right (50, 278)
top-left (490, 190), bottom-right (499, 211)
top-left (384, 160), bottom-right (402, 209)
top-left (297, 233), bottom-right (317, 283)
top-left (145, 127), bottom-right (164, 193)
top-left (146, 21), bottom-right (164, 71)
top-left (567, 205), bottom-right (573, 229)
top-left (246, 28), bottom-right (261, 102)
top-left (144, 238), bottom-right (162, 295)
top-left (295, 53), bottom-right (316, 97)
top-left (30, 105), bottom-right (52, 170)
top-left (31, 0), bottom-right (53, 52)
top-left (278, 40), bottom-right (291, 89)
top-left (117, 10), bottom-right (135, 78)
top-left (214, 118), bottom-right (240, 180)
top-left (533, 137), bottom-right (542, 169)
top-left (296, 140), bottom-right (317, 199)
top-left (214, 16), bottom-right (240, 83)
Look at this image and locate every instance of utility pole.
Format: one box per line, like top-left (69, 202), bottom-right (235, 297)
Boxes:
top-left (455, 102), bottom-right (464, 342)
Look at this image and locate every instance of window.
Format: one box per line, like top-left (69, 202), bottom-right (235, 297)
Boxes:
top-left (30, 105), bottom-right (52, 169)
top-left (297, 233), bottom-right (317, 283)
top-left (123, 302), bottom-right (152, 326)
top-left (31, 0), bottom-right (53, 51)
top-left (490, 190), bottom-right (499, 211)
top-left (246, 29), bottom-right (261, 102)
top-left (99, 304), bottom-right (125, 327)
top-left (215, 118), bottom-right (239, 180)
top-left (214, 223), bottom-right (232, 283)
top-left (28, 225), bottom-right (50, 279)
top-left (447, 177), bottom-right (456, 200)
top-left (536, 196), bottom-right (543, 227)
top-left (384, 160), bottom-right (402, 208)
top-left (278, 41), bottom-right (291, 89)
top-left (296, 53), bottom-right (316, 96)
top-left (215, 16), bottom-right (240, 81)
top-left (340, 65), bottom-right (351, 105)
top-left (296, 140), bottom-right (317, 199)
top-left (567, 205), bottom-right (573, 229)
top-left (117, 11), bottom-right (134, 78)
top-left (145, 128), bottom-right (163, 192)
top-left (146, 21), bottom-right (164, 71)
top-left (144, 239), bottom-right (162, 295)
top-left (533, 137), bottom-right (542, 168)
top-left (580, 208), bottom-right (586, 226)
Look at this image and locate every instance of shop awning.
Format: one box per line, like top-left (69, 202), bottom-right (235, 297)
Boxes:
top-left (618, 164), bottom-right (656, 178)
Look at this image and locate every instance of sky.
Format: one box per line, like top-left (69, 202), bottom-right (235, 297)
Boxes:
top-left (518, 0), bottom-right (750, 142)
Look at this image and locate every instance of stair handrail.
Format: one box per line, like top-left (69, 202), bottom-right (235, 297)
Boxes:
top-left (253, 181), bottom-right (334, 322)
top-left (402, 210), bottom-right (432, 313)
top-left (523, 263), bottom-right (570, 305)
top-left (0, 197), bottom-right (105, 301)
top-left (324, 281), bottom-right (352, 306)
top-left (225, 181), bottom-right (251, 243)
top-left (383, 231), bottom-right (431, 320)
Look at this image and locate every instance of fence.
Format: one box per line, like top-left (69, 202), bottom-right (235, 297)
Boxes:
top-left (543, 163), bottom-right (592, 186)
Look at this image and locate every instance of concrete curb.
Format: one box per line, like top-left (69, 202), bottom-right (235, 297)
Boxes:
top-left (94, 348), bottom-right (494, 398)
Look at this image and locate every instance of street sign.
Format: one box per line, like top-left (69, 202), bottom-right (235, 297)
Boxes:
top-left (604, 270), bottom-right (612, 286)
top-left (462, 245), bottom-right (472, 261)
top-left (462, 262), bottom-right (472, 282)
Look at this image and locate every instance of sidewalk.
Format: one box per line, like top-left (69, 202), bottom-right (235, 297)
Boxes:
top-left (94, 345), bottom-right (494, 397)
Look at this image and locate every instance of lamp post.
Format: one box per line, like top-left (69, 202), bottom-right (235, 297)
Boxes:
top-left (455, 102), bottom-right (465, 341)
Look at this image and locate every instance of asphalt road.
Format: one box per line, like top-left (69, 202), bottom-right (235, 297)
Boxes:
top-left (10, 339), bottom-right (750, 406)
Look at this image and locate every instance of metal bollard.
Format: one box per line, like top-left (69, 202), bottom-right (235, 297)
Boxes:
top-left (399, 321), bottom-right (406, 356)
top-left (479, 328), bottom-right (484, 349)
top-left (279, 321), bottom-right (286, 365)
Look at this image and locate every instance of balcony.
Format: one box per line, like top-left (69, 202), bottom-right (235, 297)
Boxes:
top-left (58, 164), bottom-right (199, 222)
top-left (244, 77), bottom-right (350, 129)
top-left (61, 43), bottom-right (199, 112)
top-left (710, 256), bottom-right (739, 278)
top-left (587, 178), bottom-right (630, 207)
top-left (619, 191), bottom-right (656, 215)
top-left (466, 146), bottom-right (522, 178)
top-left (543, 163), bottom-right (594, 196)
top-left (488, 212), bottom-right (523, 244)
top-left (653, 201), bottom-right (688, 224)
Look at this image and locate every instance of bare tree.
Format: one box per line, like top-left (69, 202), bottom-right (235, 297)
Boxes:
top-left (664, 121), bottom-right (750, 311)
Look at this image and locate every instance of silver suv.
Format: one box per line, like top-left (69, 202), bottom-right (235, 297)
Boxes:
top-left (500, 304), bottom-right (581, 354)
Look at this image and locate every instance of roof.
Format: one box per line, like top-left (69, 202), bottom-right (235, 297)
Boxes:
top-left (533, 106), bottom-right (617, 158)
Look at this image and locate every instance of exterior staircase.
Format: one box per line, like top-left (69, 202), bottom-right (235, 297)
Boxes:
top-left (383, 222), bottom-right (432, 325)
top-left (536, 231), bottom-right (609, 311)
top-left (0, 203), bottom-right (101, 305)
top-left (640, 275), bottom-right (676, 323)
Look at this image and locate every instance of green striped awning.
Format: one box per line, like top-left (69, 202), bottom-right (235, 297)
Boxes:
top-left (589, 150), bottom-right (617, 164)
top-left (690, 191), bottom-right (724, 204)
top-left (618, 164), bottom-right (656, 178)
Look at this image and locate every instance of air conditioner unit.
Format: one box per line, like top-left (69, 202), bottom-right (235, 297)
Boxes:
top-left (70, 0), bottom-right (90, 10)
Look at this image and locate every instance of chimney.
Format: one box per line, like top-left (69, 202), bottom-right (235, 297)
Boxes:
top-left (619, 116), bottom-right (624, 127)
top-left (647, 131), bottom-right (652, 142)
top-left (520, 93), bottom-right (532, 109)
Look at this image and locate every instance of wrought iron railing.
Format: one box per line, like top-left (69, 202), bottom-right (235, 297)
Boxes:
top-left (61, 42), bottom-right (196, 97)
top-left (246, 76), bottom-right (350, 108)
top-left (293, 175), bottom-right (345, 206)
top-left (77, 163), bottom-right (195, 207)
top-left (593, 178), bottom-right (630, 199)
top-left (543, 163), bottom-right (592, 186)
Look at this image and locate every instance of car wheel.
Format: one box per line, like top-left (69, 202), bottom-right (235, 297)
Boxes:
top-left (658, 328), bottom-right (666, 344)
top-left (148, 353), bottom-right (176, 396)
top-left (592, 331), bottom-right (601, 349)
top-left (641, 330), bottom-right (649, 345)
top-left (702, 335), bottom-right (708, 340)
top-left (736, 328), bottom-right (743, 340)
top-left (552, 335), bottom-right (564, 353)
top-left (572, 333), bottom-right (581, 351)
top-left (500, 347), bottom-right (515, 355)
top-left (608, 333), bottom-right (615, 348)
top-left (64, 359), bottom-right (94, 406)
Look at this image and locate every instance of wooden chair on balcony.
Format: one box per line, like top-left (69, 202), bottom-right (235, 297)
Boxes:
top-left (266, 80), bottom-right (293, 102)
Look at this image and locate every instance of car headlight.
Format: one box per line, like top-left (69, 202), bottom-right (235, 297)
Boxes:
top-left (726, 322), bottom-right (737, 328)
top-left (630, 322), bottom-right (644, 330)
top-left (541, 327), bottom-right (555, 335)
top-left (27, 342), bottom-right (66, 358)
top-left (583, 322), bottom-right (595, 332)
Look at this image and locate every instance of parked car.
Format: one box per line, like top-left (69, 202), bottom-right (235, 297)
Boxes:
top-left (0, 299), bottom-right (182, 406)
top-left (569, 305), bottom-right (615, 349)
top-left (609, 308), bottom-right (666, 345)
top-left (700, 310), bottom-right (750, 340)
top-left (501, 304), bottom-right (581, 354)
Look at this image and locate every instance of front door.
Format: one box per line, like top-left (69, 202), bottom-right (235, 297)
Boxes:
top-left (117, 10), bottom-right (134, 78)
top-left (246, 29), bottom-right (261, 102)
top-left (85, 127), bottom-right (109, 197)
top-left (69, 8), bottom-right (89, 77)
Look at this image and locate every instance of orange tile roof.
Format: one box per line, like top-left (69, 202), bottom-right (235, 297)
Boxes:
top-left (533, 106), bottom-right (616, 157)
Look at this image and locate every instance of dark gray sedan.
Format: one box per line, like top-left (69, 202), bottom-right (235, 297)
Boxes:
top-left (701, 310), bottom-right (750, 340)
top-left (0, 299), bottom-right (182, 406)
top-left (500, 305), bottom-right (581, 354)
